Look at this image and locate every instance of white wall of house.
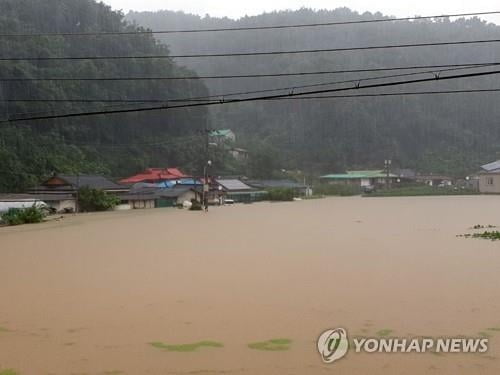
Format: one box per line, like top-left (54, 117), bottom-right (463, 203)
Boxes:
top-left (129, 200), bottom-right (156, 209)
top-left (50, 200), bottom-right (77, 213)
top-left (176, 191), bottom-right (197, 205)
top-left (479, 174), bottom-right (500, 193)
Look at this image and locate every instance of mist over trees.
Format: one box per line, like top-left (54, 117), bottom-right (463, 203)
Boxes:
top-left (1, 3), bottom-right (500, 193)
top-left (127, 8), bottom-right (500, 176)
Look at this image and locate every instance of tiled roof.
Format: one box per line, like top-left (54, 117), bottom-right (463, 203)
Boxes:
top-left (58, 175), bottom-right (126, 190)
top-left (120, 168), bottom-right (188, 184)
top-left (246, 179), bottom-right (306, 189)
top-left (31, 175), bottom-right (126, 191)
top-left (321, 170), bottom-right (397, 179)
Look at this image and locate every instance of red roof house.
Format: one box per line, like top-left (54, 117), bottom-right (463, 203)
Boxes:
top-left (120, 168), bottom-right (189, 184)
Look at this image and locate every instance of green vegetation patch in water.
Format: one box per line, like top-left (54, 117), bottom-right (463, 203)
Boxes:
top-left (248, 338), bottom-right (292, 351)
top-left (149, 340), bottom-right (223, 352)
top-left (376, 329), bottom-right (394, 337)
top-left (0, 370), bottom-right (19, 375)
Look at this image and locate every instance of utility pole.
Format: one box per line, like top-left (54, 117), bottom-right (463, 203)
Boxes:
top-left (202, 125), bottom-right (211, 212)
top-left (75, 173), bottom-right (80, 214)
top-left (384, 159), bottom-right (392, 188)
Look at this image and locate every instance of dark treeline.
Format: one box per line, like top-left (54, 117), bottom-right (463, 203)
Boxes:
top-left (127, 8), bottom-right (500, 177)
top-left (0, 0), bottom-right (211, 192)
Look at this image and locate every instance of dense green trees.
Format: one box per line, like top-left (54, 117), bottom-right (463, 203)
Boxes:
top-left (0, 0), bottom-right (209, 192)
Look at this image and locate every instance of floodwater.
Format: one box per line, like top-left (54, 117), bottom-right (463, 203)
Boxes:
top-left (1, 196), bottom-right (500, 374)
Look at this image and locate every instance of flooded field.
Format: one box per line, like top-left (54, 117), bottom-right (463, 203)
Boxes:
top-left (1, 196), bottom-right (500, 374)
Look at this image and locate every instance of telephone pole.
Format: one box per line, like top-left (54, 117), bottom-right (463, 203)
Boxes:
top-left (384, 159), bottom-right (392, 188)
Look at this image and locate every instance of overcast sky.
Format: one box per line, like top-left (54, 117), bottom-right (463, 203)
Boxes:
top-left (101, 0), bottom-right (500, 24)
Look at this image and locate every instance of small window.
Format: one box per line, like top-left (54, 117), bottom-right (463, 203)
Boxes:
top-left (487, 177), bottom-right (494, 186)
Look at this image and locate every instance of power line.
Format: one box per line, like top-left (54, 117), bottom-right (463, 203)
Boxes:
top-left (1, 38), bottom-right (500, 61)
top-left (2, 64), bottom-right (492, 105)
top-left (69, 134), bottom-right (202, 148)
top-left (3, 68), bottom-right (500, 123)
top-left (7, 87), bottom-right (500, 107)
top-left (1, 11), bottom-right (498, 37)
top-left (273, 88), bottom-right (500, 100)
top-left (1, 62), bottom-right (500, 81)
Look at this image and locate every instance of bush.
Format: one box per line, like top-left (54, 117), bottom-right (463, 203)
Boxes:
top-left (78, 187), bottom-right (120, 212)
top-left (266, 188), bottom-right (295, 201)
top-left (1, 206), bottom-right (46, 226)
top-left (314, 184), bottom-right (361, 196)
top-left (189, 199), bottom-right (203, 211)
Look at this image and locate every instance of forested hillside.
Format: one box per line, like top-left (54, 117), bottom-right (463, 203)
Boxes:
top-left (0, 0), bottom-right (210, 192)
top-left (128, 8), bottom-right (500, 176)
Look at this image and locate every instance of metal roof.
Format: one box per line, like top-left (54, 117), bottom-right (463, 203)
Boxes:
top-left (216, 179), bottom-right (252, 191)
top-left (481, 160), bottom-right (500, 172)
top-left (246, 179), bottom-right (306, 189)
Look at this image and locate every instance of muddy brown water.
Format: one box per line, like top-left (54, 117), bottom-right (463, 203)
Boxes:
top-left (1, 196), bottom-right (500, 374)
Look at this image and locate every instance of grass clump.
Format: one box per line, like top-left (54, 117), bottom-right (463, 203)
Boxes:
top-left (149, 340), bottom-right (223, 352)
top-left (0, 370), bottom-right (18, 375)
top-left (266, 188), bottom-right (295, 202)
top-left (473, 231), bottom-right (500, 241)
top-left (459, 231), bottom-right (500, 241)
top-left (314, 184), bottom-right (360, 197)
top-left (367, 186), bottom-right (477, 197)
top-left (248, 338), bottom-right (292, 351)
top-left (486, 327), bottom-right (500, 332)
top-left (376, 329), bottom-right (393, 337)
top-left (472, 224), bottom-right (497, 230)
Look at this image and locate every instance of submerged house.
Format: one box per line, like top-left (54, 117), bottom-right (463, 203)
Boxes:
top-left (246, 179), bottom-right (310, 196)
top-left (0, 194), bottom-right (51, 213)
top-left (120, 185), bottom-right (201, 209)
top-left (319, 170), bottom-right (398, 188)
top-left (28, 174), bottom-right (128, 213)
top-left (215, 179), bottom-right (267, 203)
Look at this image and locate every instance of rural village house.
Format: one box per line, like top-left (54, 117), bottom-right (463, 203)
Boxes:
top-left (478, 160), bottom-right (500, 193)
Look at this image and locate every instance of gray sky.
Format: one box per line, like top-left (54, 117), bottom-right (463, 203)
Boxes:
top-left (101, 0), bottom-right (500, 24)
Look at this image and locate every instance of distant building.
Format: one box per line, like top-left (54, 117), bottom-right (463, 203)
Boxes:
top-left (478, 160), bottom-right (500, 193)
top-left (229, 147), bottom-right (249, 161)
top-left (120, 168), bottom-right (189, 185)
top-left (319, 170), bottom-right (398, 188)
top-left (415, 175), bottom-right (454, 187)
top-left (392, 168), bottom-right (417, 183)
top-left (209, 129), bottom-right (236, 143)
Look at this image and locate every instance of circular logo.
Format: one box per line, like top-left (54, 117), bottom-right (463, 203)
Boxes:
top-left (317, 328), bottom-right (349, 363)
